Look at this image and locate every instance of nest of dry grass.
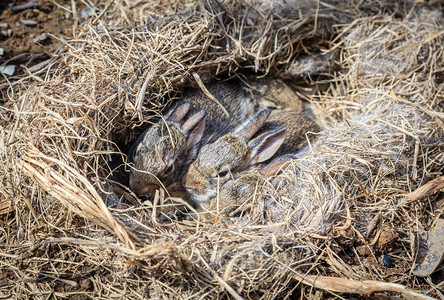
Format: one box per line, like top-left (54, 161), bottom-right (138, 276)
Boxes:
top-left (1, 0), bottom-right (443, 298)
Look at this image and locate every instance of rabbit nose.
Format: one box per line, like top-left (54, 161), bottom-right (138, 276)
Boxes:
top-left (183, 183), bottom-right (197, 192)
top-left (183, 174), bottom-right (206, 195)
top-left (183, 181), bottom-right (201, 194)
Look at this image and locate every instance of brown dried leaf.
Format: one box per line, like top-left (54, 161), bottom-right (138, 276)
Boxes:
top-left (412, 218), bottom-right (444, 277)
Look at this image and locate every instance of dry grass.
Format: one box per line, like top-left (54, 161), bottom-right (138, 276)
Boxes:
top-left (1, 0), bottom-right (443, 298)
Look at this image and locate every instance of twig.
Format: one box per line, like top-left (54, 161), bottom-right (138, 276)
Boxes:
top-left (78, 0), bottom-right (115, 37)
top-left (292, 274), bottom-right (435, 300)
top-left (405, 176), bottom-right (444, 204)
top-left (90, 0), bottom-right (115, 27)
top-left (365, 213), bottom-right (381, 238)
top-left (11, 1), bottom-right (37, 12)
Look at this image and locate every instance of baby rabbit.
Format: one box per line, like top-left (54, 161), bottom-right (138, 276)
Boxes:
top-left (184, 108), bottom-right (320, 206)
top-left (129, 81), bottom-right (260, 197)
top-left (207, 155), bottom-right (294, 216)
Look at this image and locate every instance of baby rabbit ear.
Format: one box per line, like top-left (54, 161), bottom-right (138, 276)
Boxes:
top-left (165, 102), bottom-right (192, 123)
top-left (237, 108), bottom-right (272, 140)
top-left (261, 155), bottom-right (293, 177)
top-left (249, 128), bottom-right (286, 165)
top-left (182, 110), bottom-right (207, 148)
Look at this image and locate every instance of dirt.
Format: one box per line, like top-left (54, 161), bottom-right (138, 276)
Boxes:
top-left (0, 0), bottom-right (87, 101)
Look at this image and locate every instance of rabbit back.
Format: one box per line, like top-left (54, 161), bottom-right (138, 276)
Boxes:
top-left (183, 81), bottom-right (260, 144)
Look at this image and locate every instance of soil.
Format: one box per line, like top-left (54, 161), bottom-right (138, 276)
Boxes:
top-left (0, 0), bottom-right (86, 101)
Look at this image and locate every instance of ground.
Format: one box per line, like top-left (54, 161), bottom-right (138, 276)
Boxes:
top-left (0, 0), bottom-right (83, 101)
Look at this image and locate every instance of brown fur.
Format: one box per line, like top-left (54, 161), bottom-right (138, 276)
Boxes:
top-left (184, 108), bottom-right (320, 207)
top-left (204, 154), bottom-right (293, 219)
top-left (130, 81), bottom-right (261, 197)
top-left (253, 110), bottom-right (320, 156)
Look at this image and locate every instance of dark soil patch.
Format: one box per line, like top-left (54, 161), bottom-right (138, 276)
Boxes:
top-left (0, 0), bottom-right (86, 101)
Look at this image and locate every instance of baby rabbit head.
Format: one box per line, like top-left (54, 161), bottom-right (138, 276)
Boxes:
top-left (184, 108), bottom-right (286, 205)
top-left (129, 102), bottom-right (206, 196)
